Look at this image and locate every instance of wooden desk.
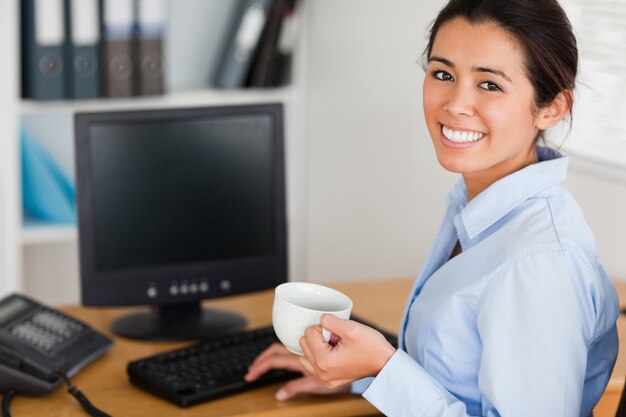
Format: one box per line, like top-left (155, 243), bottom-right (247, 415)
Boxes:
top-left (7, 279), bottom-right (626, 417)
top-left (9, 279), bottom-right (410, 417)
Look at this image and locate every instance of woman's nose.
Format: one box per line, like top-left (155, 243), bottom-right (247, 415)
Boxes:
top-left (443, 85), bottom-right (475, 117)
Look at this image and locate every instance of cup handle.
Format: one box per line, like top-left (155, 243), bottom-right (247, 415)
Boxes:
top-left (322, 327), bottom-right (331, 343)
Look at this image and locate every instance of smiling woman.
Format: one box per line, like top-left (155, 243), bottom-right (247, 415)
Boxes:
top-left (424, 18), bottom-right (544, 198)
top-left (244, 1), bottom-right (620, 416)
top-left (422, 9), bottom-right (575, 200)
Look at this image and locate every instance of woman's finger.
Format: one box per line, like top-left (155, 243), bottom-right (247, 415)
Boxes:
top-left (245, 354), bottom-right (304, 382)
top-left (299, 333), bottom-right (320, 371)
top-left (298, 355), bottom-right (316, 376)
top-left (249, 342), bottom-right (289, 369)
top-left (304, 323), bottom-right (333, 358)
top-left (275, 376), bottom-right (325, 401)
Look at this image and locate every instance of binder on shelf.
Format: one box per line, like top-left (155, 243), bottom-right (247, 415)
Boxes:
top-left (65, 0), bottom-right (101, 99)
top-left (134, 0), bottom-right (166, 96)
top-left (21, 0), bottom-right (67, 100)
top-left (274, 0), bottom-right (300, 86)
top-left (214, 0), bottom-right (273, 89)
top-left (246, 0), bottom-right (289, 87)
top-left (102, 0), bottom-right (135, 97)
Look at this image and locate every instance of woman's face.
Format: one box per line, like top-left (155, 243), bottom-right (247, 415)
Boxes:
top-left (423, 18), bottom-right (541, 186)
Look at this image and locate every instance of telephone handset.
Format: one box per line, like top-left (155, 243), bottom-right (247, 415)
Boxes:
top-left (0, 293), bottom-right (112, 396)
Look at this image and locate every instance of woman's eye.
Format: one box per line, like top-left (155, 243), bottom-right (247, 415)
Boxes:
top-left (431, 70), bottom-right (453, 82)
top-left (478, 81), bottom-right (502, 92)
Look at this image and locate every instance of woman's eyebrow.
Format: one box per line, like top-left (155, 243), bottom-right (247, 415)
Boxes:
top-left (429, 56), bottom-right (454, 67)
top-left (474, 66), bottom-right (512, 83)
top-left (428, 56), bottom-right (512, 83)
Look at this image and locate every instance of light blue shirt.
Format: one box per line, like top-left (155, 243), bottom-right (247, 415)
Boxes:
top-left (354, 148), bottom-right (619, 417)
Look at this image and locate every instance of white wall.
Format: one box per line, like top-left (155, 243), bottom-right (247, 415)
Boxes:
top-left (164, 0), bottom-right (237, 91)
top-left (304, 0), bottom-right (453, 283)
top-left (303, 0), bottom-right (626, 283)
top-left (0, 0), bottom-right (20, 296)
top-left (565, 168), bottom-right (626, 280)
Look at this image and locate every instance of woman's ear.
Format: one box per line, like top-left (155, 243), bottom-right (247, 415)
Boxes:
top-left (535, 90), bottom-right (573, 130)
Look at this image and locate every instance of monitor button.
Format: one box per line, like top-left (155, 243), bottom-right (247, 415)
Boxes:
top-left (219, 280), bottom-right (231, 291)
top-left (147, 285), bottom-right (158, 298)
top-left (179, 283), bottom-right (189, 295)
top-left (169, 285), bottom-right (178, 296)
top-left (199, 281), bottom-right (209, 293)
top-left (189, 283), bottom-right (198, 294)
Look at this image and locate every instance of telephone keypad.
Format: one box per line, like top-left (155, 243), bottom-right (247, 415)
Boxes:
top-left (10, 310), bottom-right (83, 352)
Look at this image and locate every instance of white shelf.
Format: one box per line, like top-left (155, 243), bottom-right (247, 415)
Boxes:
top-left (19, 87), bottom-right (297, 115)
top-left (3, 0), bottom-right (308, 302)
top-left (21, 223), bottom-right (77, 246)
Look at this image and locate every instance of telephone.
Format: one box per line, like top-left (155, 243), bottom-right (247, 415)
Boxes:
top-left (0, 293), bottom-right (112, 396)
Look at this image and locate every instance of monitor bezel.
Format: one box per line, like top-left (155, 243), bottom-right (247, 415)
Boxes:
top-left (75, 103), bottom-right (287, 307)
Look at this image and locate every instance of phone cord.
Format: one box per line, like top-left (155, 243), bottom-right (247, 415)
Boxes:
top-left (1, 390), bottom-right (15, 417)
top-left (55, 372), bottom-right (112, 417)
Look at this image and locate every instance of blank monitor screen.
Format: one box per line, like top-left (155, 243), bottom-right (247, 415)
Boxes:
top-left (75, 103), bottom-right (287, 340)
top-left (90, 116), bottom-right (274, 271)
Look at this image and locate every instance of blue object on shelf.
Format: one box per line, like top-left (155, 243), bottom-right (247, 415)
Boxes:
top-left (21, 128), bottom-right (76, 224)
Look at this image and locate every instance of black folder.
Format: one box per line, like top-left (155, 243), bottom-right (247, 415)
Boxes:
top-left (247, 0), bottom-right (299, 87)
top-left (21, 0), bottom-right (67, 100)
top-left (65, 0), bottom-right (101, 99)
top-left (246, 0), bottom-right (289, 87)
top-left (102, 0), bottom-right (135, 97)
top-left (214, 0), bottom-right (273, 89)
top-left (134, 0), bottom-right (165, 96)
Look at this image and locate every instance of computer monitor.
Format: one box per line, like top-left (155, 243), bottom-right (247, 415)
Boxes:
top-left (74, 103), bottom-right (287, 341)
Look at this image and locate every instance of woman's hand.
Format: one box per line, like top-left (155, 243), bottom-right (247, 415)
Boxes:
top-left (244, 342), bottom-right (350, 400)
top-left (299, 315), bottom-right (397, 389)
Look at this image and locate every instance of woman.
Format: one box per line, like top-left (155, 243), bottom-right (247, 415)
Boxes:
top-left (245, 0), bottom-right (619, 415)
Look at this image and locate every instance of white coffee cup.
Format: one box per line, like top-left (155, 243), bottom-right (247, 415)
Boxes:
top-left (272, 282), bottom-right (353, 355)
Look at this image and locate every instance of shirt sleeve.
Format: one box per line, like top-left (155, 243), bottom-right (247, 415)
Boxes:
top-left (351, 377), bottom-right (374, 395)
top-left (475, 249), bottom-right (594, 416)
top-left (364, 349), bottom-right (475, 416)
top-left (362, 248), bottom-right (602, 417)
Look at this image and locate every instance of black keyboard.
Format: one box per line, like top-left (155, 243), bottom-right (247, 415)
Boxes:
top-left (127, 316), bottom-right (397, 408)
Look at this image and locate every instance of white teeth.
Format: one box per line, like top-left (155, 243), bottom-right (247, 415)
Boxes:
top-left (442, 125), bottom-right (484, 143)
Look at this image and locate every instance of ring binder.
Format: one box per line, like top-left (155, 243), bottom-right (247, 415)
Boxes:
top-left (21, 0), bottom-right (67, 100)
top-left (214, 0), bottom-right (273, 89)
top-left (135, 0), bottom-right (166, 96)
top-left (102, 0), bottom-right (135, 97)
top-left (65, 0), bottom-right (101, 99)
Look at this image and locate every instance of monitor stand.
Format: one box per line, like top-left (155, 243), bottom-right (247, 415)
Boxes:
top-left (111, 302), bottom-right (247, 341)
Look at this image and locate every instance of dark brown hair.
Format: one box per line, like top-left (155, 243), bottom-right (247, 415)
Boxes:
top-left (423, 0), bottom-right (578, 141)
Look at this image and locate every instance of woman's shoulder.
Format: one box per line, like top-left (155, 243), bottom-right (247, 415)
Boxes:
top-left (481, 184), bottom-right (617, 312)
top-left (475, 184), bottom-right (606, 289)
top-left (494, 183), bottom-right (595, 255)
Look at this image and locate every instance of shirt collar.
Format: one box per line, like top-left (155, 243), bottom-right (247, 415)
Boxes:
top-left (446, 147), bottom-right (569, 241)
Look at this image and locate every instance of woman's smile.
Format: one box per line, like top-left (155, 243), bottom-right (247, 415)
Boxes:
top-left (439, 123), bottom-right (486, 148)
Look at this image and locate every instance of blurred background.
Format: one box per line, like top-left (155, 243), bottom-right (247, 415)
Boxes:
top-left (1, 0), bottom-right (625, 305)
